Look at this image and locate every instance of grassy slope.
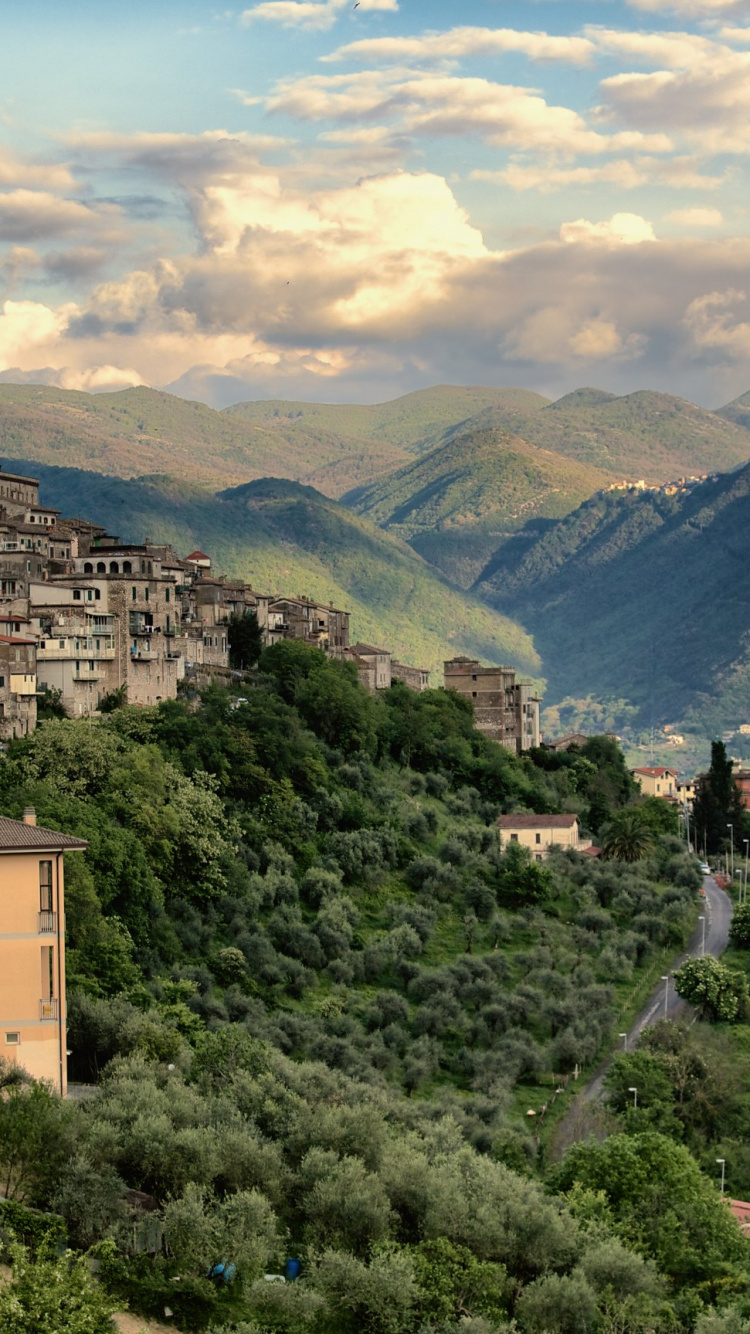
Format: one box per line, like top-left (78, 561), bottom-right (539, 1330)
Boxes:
top-left (344, 425), bottom-right (615, 587)
top-left (449, 388), bottom-right (750, 481)
top-left (474, 467), bottom-right (750, 730)
top-left (7, 458), bottom-right (541, 681)
top-left (223, 384), bottom-right (550, 452)
top-left (0, 384), bottom-right (409, 496)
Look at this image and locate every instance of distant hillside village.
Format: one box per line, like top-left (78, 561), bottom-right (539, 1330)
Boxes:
top-left (0, 467), bottom-right (541, 754)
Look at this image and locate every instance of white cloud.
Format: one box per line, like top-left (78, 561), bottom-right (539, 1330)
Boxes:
top-left (600, 48), bottom-right (750, 154)
top-left (683, 287), bottom-right (750, 358)
top-left (666, 206), bottom-right (723, 225)
top-left (474, 156), bottom-right (725, 192)
top-left (240, 0), bottom-right (397, 32)
top-left (58, 364), bottom-right (145, 392)
top-left (0, 300), bottom-right (73, 372)
top-left (585, 25), bottom-right (719, 67)
top-left (0, 148), bottom-right (75, 191)
top-left (267, 68), bottom-right (673, 154)
top-left (324, 27), bottom-right (595, 66)
top-left (0, 190), bottom-right (114, 242)
top-left (560, 213), bottom-right (657, 245)
top-left (628, 0), bottom-right (749, 13)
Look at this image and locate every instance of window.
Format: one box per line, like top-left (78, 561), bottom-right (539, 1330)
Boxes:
top-left (5, 1033), bottom-right (19, 1046)
top-left (145, 588), bottom-right (149, 602)
top-left (110, 562), bottom-right (119, 574)
top-left (123, 561), bottom-right (132, 574)
top-left (40, 861), bottom-right (53, 911)
top-left (510, 833), bottom-right (519, 842)
top-left (0, 677), bottom-right (4, 688)
top-left (165, 588), bottom-right (170, 603)
top-left (41, 945), bottom-right (54, 999)
top-left (96, 562), bottom-right (105, 574)
top-left (73, 590), bottom-right (81, 601)
top-left (84, 562), bottom-right (93, 574)
top-left (132, 587), bottom-right (137, 601)
top-left (535, 833), bottom-right (541, 844)
top-left (535, 855), bottom-right (543, 863)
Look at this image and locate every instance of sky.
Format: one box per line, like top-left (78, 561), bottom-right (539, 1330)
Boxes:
top-left (4, 0), bottom-right (750, 407)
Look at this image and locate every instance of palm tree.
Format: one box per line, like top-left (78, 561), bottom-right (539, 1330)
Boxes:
top-left (601, 809), bottom-right (655, 863)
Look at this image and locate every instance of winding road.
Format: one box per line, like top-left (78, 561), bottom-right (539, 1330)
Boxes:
top-left (583, 873), bottom-right (733, 1103)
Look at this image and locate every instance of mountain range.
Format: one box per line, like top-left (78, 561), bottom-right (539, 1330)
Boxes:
top-left (4, 378), bottom-right (750, 742)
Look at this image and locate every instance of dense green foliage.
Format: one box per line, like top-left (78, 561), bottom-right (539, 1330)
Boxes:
top-left (345, 426), bottom-right (613, 588)
top-left (693, 743), bottom-right (748, 856)
top-left (0, 646), bottom-right (722, 1328)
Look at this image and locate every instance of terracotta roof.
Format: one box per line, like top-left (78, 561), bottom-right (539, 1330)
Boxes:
top-left (186, 550), bottom-right (210, 561)
top-left (632, 767), bottom-right (679, 778)
top-left (0, 635), bottom-right (35, 645)
top-left (0, 816), bottom-right (87, 852)
top-left (729, 1200), bottom-right (750, 1232)
top-left (499, 813), bottom-right (578, 829)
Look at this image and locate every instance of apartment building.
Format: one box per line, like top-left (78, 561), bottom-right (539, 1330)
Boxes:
top-left (444, 657), bottom-right (541, 753)
top-left (0, 807), bottom-right (87, 1092)
top-left (0, 634), bottom-right (37, 740)
top-left (631, 766), bottom-right (679, 799)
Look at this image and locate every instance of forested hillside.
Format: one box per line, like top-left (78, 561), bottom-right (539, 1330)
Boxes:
top-left (345, 427), bottom-right (614, 587)
top-left (474, 465), bottom-right (750, 736)
top-left (1, 458), bottom-right (539, 681)
top-left (3, 647), bottom-right (740, 1333)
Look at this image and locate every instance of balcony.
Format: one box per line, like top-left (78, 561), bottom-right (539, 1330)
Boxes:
top-left (38, 644), bottom-right (115, 661)
top-left (130, 648), bottom-right (156, 661)
top-left (40, 998), bottom-right (59, 1021)
top-left (38, 911), bottom-right (57, 934)
top-left (73, 668), bottom-right (104, 681)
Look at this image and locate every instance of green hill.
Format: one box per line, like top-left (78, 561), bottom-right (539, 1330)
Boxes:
top-left (440, 388), bottom-right (750, 481)
top-left (5, 457), bottom-right (541, 681)
top-left (0, 383), bottom-right (409, 496)
top-left (344, 425), bottom-right (615, 587)
top-left (223, 384), bottom-right (549, 453)
top-left (717, 388), bottom-right (750, 432)
top-left (474, 468), bottom-right (750, 735)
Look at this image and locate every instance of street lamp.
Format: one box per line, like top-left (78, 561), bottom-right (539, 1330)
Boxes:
top-left (728, 824), bottom-right (734, 884)
top-left (619, 1032), bottom-right (628, 1051)
top-left (717, 1158), bottom-right (726, 1194)
top-left (661, 975), bottom-right (669, 1019)
top-left (629, 1086), bottom-right (638, 1109)
top-left (699, 915), bottom-right (706, 956)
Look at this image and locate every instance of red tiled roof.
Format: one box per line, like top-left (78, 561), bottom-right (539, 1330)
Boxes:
top-left (0, 635), bottom-right (35, 645)
top-left (498, 813), bottom-right (578, 829)
top-left (185, 550), bottom-right (210, 561)
top-left (0, 816), bottom-right (87, 852)
top-left (632, 767), bottom-right (679, 778)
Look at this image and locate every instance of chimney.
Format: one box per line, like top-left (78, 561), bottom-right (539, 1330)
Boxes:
top-left (22, 806), bottom-right (36, 826)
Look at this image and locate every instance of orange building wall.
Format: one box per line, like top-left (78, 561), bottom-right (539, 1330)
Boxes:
top-left (0, 850), bottom-right (67, 1093)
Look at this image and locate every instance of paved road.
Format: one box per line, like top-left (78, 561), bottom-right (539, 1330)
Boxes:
top-left (583, 874), bottom-right (733, 1102)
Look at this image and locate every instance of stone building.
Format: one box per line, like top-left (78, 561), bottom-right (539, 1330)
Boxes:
top-left (267, 596), bottom-right (350, 655)
top-left (344, 643), bottom-right (392, 691)
top-left (391, 661), bottom-right (430, 691)
top-left (443, 657), bottom-right (540, 752)
top-left (0, 632), bottom-right (37, 739)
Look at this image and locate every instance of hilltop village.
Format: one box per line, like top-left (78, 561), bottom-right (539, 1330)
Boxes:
top-left (0, 466), bottom-right (541, 754)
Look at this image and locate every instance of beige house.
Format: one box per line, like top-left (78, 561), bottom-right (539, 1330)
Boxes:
top-left (0, 808), bottom-right (87, 1093)
top-left (0, 633), bottom-right (37, 740)
top-left (498, 813), bottom-right (591, 860)
top-left (631, 766), bottom-right (679, 799)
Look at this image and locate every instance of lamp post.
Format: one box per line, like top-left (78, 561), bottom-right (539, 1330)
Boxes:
top-left (744, 840), bottom-right (749, 907)
top-left (699, 915), bottom-right (706, 956)
top-left (717, 1158), bottom-right (726, 1194)
top-left (662, 974), bottom-right (669, 1019)
top-left (728, 824), bottom-right (734, 885)
top-left (629, 1086), bottom-right (638, 1109)
top-left (619, 1032), bottom-right (628, 1051)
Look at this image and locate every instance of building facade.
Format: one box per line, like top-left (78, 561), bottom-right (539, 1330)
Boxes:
top-left (498, 813), bottom-right (591, 859)
top-left (0, 809), bottom-right (87, 1093)
top-left (444, 657), bottom-right (541, 752)
top-left (631, 766), bottom-right (679, 799)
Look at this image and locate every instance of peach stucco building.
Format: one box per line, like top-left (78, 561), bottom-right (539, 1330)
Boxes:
top-left (0, 809), bottom-right (87, 1093)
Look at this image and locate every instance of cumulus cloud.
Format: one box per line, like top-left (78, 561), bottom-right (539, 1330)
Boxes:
top-left (666, 206), bottom-right (724, 226)
top-left (683, 287), bottom-right (750, 357)
top-left (560, 213), bottom-right (657, 245)
top-left (0, 191), bottom-right (115, 242)
top-left (241, 0), bottom-right (397, 32)
top-left (600, 46), bottom-right (750, 152)
top-left (0, 148), bottom-right (75, 191)
top-left (325, 27), bottom-right (595, 65)
top-left (0, 300), bottom-right (73, 372)
top-left (267, 68), bottom-right (673, 154)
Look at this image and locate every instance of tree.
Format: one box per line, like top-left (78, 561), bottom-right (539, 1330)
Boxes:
top-left (730, 903), bottom-right (750, 948)
top-left (693, 740), bottom-right (746, 855)
top-left (98, 684), bottom-right (127, 714)
top-left (0, 1239), bottom-right (117, 1333)
top-left (601, 810), bottom-right (654, 863)
top-left (228, 612), bottom-right (263, 671)
top-left (515, 1272), bottom-right (599, 1334)
top-left (672, 957), bottom-right (748, 1023)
